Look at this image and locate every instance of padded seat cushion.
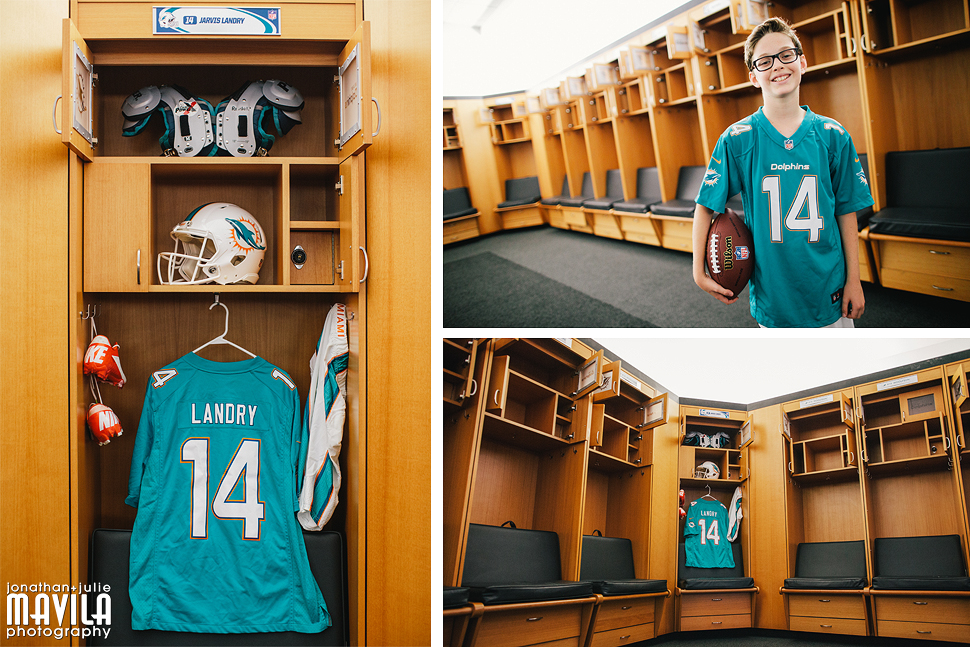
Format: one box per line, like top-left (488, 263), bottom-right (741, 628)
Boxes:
top-left (868, 207), bottom-right (970, 242)
top-left (498, 176), bottom-right (541, 209)
top-left (542, 176), bottom-right (570, 206)
top-left (680, 577), bottom-right (755, 590)
top-left (583, 197), bottom-right (619, 210)
top-left (444, 187), bottom-right (478, 221)
top-left (444, 587), bottom-right (469, 609)
top-left (871, 534), bottom-right (969, 590)
top-left (462, 524), bottom-right (590, 604)
top-left (589, 579), bottom-right (668, 596)
top-left (560, 172), bottom-right (594, 207)
top-left (784, 577), bottom-right (866, 590)
top-left (559, 197), bottom-right (589, 208)
top-left (678, 542), bottom-right (750, 590)
top-left (89, 529), bottom-right (347, 646)
top-left (871, 576), bottom-right (970, 591)
top-left (613, 197), bottom-right (659, 214)
top-left (650, 199), bottom-right (696, 218)
top-left (584, 169), bottom-right (624, 210)
top-left (465, 580), bottom-right (594, 605)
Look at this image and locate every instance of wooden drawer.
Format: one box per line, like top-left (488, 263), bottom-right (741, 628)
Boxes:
top-left (546, 208), bottom-right (568, 229)
top-left (680, 592), bottom-right (751, 617)
top-left (878, 267), bottom-right (970, 301)
top-left (562, 208), bottom-right (588, 228)
top-left (444, 217), bottom-right (480, 244)
top-left (501, 207), bottom-right (544, 230)
top-left (876, 595), bottom-right (970, 622)
top-left (878, 619), bottom-right (970, 643)
top-left (877, 239), bottom-right (970, 278)
top-left (789, 615), bottom-right (867, 636)
top-left (589, 621), bottom-right (655, 647)
top-left (788, 593), bottom-right (866, 619)
top-left (591, 213), bottom-right (624, 240)
top-left (661, 219), bottom-right (692, 240)
top-left (595, 597), bottom-right (655, 631)
top-left (680, 613), bottom-right (751, 631)
top-left (477, 603), bottom-right (583, 647)
top-left (624, 230), bottom-right (662, 246)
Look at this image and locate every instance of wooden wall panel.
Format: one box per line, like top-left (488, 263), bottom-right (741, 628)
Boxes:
top-left (452, 99), bottom-right (504, 235)
top-left (0, 2), bottom-right (71, 646)
top-left (648, 407), bottom-right (682, 636)
top-left (361, 1), bottom-right (430, 645)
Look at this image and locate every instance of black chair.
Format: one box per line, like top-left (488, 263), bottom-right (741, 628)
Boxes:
top-left (871, 534), bottom-right (970, 591)
top-left (541, 176), bottom-right (570, 206)
top-left (559, 172), bottom-right (594, 208)
top-left (783, 540), bottom-right (867, 590)
top-left (443, 187), bottom-right (478, 221)
top-left (650, 166), bottom-right (708, 218)
top-left (497, 176), bottom-right (542, 209)
top-left (461, 523), bottom-right (593, 604)
top-left (614, 167), bottom-right (662, 214)
top-left (88, 529), bottom-right (347, 646)
top-left (583, 169), bottom-right (625, 211)
top-left (868, 146), bottom-right (970, 242)
top-left (580, 534), bottom-right (667, 596)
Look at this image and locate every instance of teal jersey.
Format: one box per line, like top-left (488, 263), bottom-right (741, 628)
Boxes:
top-left (696, 106), bottom-right (873, 327)
top-left (684, 498), bottom-right (734, 568)
top-left (126, 353), bottom-right (331, 633)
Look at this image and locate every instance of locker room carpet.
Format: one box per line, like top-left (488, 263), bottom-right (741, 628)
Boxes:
top-left (443, 227), bottom-right (970, 328)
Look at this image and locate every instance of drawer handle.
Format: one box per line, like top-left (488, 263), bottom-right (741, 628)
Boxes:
top-left (526, 617), bottom-right (543, 622)
top-left (493, 390), bottom-right (501, 406)
top-left (620, 635), bottom-right (632, 641)
top-left (711, 621), bottom-right (722, 625)
top-left (913, 601), bottom-right (929, 605)
top-left (621, 606), bottom-right (633, 610)
top-left (932, 285), bottom-right (954, 291)
top-left (928, 250), bottom-right (950, 255)
top-left (917, 630), bottom-right (932, 634)
top-left (820, 624), bottom-right (833, 628)
top-left (711, 598), bottom-right (722, 601)
top-left (818, 599), bottom-right (831, 603)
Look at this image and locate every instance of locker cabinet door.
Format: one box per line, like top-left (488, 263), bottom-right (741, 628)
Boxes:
top-left (83, 163), bottom-right (150, 292)
top-left (486, 354), bottom-right (510, 416)
top-left (335, 21), bottom-right (373, 160)
top-left (61, 19), bottom-right (98, 161)
top-left (640, 393), bottom-right (669, 431)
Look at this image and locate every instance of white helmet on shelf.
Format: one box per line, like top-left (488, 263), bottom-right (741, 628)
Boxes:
top-left (695, 461), bottom-right (720, 479)
top-left (157, 202), bottom-right (266, 285)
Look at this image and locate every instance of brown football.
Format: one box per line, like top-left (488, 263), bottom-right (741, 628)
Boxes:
top-left (705, 207), bottom-right (754, 295)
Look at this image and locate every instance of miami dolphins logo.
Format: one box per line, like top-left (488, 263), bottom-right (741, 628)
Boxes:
top-left (703, 169), bottom-right (720, 186)
top-left (226, 217), bottom-right (265, 252)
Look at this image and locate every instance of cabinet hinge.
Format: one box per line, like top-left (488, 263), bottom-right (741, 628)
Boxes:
top-left (335, 175), bottom-right (344, 196)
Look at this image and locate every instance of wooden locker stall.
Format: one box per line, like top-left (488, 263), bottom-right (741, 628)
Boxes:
top-left (856, 366), bottom-right (970, 642)
top-left (4, 2), bottom-right (430, 646)
top-left (777, 388), bottom-right (871, 636)
top-left (674, 405), bottom-right (758, 631)
top-left (946, 359), bottom-right (970, 545)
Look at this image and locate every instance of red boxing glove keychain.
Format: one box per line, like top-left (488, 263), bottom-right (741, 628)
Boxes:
top-left (87, 403), bottom-right (123, 446)
top-left (83, 335), bottom-right (127, 388)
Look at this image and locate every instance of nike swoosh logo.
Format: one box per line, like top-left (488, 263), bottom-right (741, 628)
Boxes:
top-left (712, 156), bottom-right (721, 165)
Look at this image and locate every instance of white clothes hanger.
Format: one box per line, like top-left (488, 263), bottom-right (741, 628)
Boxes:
top-left (702, 485), bottom-right (716, 500)
top-left (193, 295), bottom-right (256, 358)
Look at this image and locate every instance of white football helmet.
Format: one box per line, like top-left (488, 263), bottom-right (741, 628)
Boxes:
top-left (157, 203), bottom-right (266, 285)
top-left (695, 461), bottom-right (720, 479)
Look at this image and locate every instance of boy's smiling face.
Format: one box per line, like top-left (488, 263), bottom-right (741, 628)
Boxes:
top-left (748, 32), bottom-right (807, 98)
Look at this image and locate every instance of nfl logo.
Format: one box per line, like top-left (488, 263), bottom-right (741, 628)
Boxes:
top-left (269, 10), bottom-right (277, 19)
top-left (785, 139), bottom-right (794, 150)
top-left (735, 246), bottom-right (750, 261)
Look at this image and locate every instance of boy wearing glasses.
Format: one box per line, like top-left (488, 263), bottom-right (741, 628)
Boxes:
top-left (691, 17), bottom-right (873, 327)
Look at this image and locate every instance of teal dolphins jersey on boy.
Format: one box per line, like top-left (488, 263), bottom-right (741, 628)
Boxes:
top-left (126, 352), bottom-right (331, 633)
top-left (696, 106), bottom-right (873, 327)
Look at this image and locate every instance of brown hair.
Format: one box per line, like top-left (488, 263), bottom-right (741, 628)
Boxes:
top-left (744, 17), bottom-right (803, 70)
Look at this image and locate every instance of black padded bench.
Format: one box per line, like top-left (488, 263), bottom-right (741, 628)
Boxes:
top-left (676, 541), bottom-right (758, 632)
top-left (459, 524), bottom-right (597, 647)
top-left (497, 176), bottom-right (541, 209)
top-left (871, 534), bottom-right (970, 591)
top-left (580, 535), bottom-right (668, 643)
top-left (780, 540), bottom-right (870, 637)
top-left (651, 165), bottom-right (707, 218)
top-left (558, 172), bottom-right (594, 209)
top-left (88, 529), bottom-right (347, 646)
top-left (443, 187), bottom-right (481, 244)
top-left (583, 169), bottom-right (624, 211)
top-left (613, 167), bottom-right (662, 215)
top-left (868, 534), bottom-right (970, 640)
top-left (541, 176), bottom-right (570, 206)
top-left (784, 540), bottom-right (867, 590)
top-left (868, 147), bottom-right (970, 242)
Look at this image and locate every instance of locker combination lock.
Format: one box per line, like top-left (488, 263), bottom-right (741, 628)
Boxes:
top-left (291, 245), bottom-right (307, 269)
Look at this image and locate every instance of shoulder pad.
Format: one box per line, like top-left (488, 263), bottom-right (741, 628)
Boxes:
top-left (122, 85), bottom-right (161, 121)
top-left (262, 80), bottom-right (304, 111)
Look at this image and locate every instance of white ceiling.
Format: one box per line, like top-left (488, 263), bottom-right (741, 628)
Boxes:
top-left (592, 336), bottom-right (970, 404)
top-left (443, 0), bottom-right (692, 97)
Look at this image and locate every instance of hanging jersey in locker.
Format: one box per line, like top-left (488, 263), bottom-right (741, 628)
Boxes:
top-left (684, 498), bottom-right (735, 568)
top-left (126, 352), bottom-right (331, 633)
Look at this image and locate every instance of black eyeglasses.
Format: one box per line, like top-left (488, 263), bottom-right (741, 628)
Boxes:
top-left (750, 47), bottom-right (801, 72)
